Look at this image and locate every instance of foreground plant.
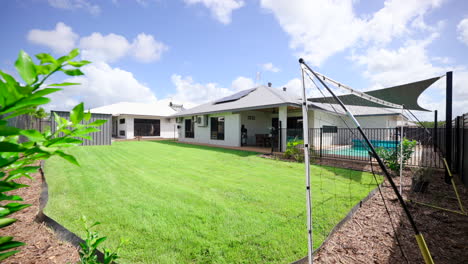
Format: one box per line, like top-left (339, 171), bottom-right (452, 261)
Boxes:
top-left (0, 49), bottom-right (106, 260)
top-left (77, 216), bottom-right (125, 264)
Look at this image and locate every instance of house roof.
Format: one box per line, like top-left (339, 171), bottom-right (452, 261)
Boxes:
top-left (172, 85), bottom-right (302, 117)
top-left (90, 101), bottom-right (178, 117)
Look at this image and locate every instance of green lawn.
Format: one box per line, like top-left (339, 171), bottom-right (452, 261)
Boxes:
top-left (44, 141), bottom-right (380, 264)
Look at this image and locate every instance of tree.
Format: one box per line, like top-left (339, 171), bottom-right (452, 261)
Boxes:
top-left (0, 49), bottom-right (106, 260)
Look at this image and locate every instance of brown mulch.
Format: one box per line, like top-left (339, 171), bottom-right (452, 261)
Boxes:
top-left (2, 164), bottom-right (79, 264)
top-left (309, 159), bottom-right (468, 264)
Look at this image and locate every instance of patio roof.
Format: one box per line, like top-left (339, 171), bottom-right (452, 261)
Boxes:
top-left (90, 101), bottom-right (178, 117)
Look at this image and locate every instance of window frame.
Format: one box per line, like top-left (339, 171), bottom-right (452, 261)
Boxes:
top-left (322, 125), bottom-right (338, 133)
top-left (185, 119), bottom-right (195, 138)
top-left (210, 116), bottom-right (225, 140)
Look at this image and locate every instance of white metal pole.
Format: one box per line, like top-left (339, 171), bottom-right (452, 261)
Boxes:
top-left (399, 108), bottom-right (404, 195)
top-left (300, 66), bottom-right (313, 264)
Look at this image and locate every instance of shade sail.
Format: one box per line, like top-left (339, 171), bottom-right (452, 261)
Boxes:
top-left (309, 76), bottom-right (442, 111)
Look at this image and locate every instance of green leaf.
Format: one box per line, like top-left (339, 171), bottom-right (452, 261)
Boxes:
top-left (0, 194), bottom-right (23, 202)
top-left (68, 60), bottom-right (91, 67)
top-left (0, 237), bottom-right (13, 245)
top-left (0, 126), bottom-right (20, 137)
top-left (0, 156), bottom-right (18, 167)
top-left (55, 150), bottom-right (79, 166)
top-left (46, 137), bottom-right (82, 147)
top-left (29, 88), bottom-right (61, 99)
top-left (0, 181), bottom-right (28, 193)
top-left (15, 50), bottom-right (37, 85)
top-left (94, 237), bottom-right (107, 248)
top-left (84, 111), bottom-right (91, 122)
top-left (0, 142), bottom-right (25, 152)
top-left (19, 129), bottom-right (45, 141)
top-left (0, 203), bottom-right (31, 217)
top-left (68, 48), bottom-right (80, 60)
top-left (0, 241), bottom-right (25, 251)
top-left (8, 166), bottom-right (40, 176)
top-left (72, 127), bottom-right (100, 136)
top-left (61, 69), bottom-right (84, 76)
top-left (0, 218), bottom-right (16, 228)
top-left (0, 250), bottom-right (19, 261)
top-left (48, 82), bottom-right (80, 87)
top-left (77, 135), bottom-right (92, 140)
top-left (70, 102), bottom-right (84, 125)
top-left (87, 119), bottom-right (107, 127)
top-left (35, 53), bottom-right (57, 64)
top-left (34, 64), bottom-right (55, 75)
top-left (0, 97), bottom-right (51, 116)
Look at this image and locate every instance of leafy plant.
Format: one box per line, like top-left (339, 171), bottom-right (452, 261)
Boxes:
top-left (77, 216), bottom-right (125, 264)
top-left (0, 49), bottom-right (106, 260)
top-left (376, 137), bottom-right (417, 174)
top-left (284, 138), bottom-right (305, 162)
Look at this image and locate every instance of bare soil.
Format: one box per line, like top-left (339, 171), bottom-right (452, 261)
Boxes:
top-left (2, 165), bottom-right (79, 264)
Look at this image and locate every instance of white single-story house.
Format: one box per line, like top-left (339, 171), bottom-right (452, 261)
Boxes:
top-left (172, 85), bottom-right (411, 151)
top-left (91, 101), bottom-right (183, 139)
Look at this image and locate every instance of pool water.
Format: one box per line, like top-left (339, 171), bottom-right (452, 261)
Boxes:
top-left (323, 139), bottom-right (399, 157)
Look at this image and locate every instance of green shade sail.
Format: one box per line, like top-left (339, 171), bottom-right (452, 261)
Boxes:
top-left (309, 76), bottom-right (443, 111)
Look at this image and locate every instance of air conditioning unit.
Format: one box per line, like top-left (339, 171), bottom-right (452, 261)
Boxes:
top-left (197, 115), bottom-right (208, 127)
top-left (176, 117), bottom-right (184, 123)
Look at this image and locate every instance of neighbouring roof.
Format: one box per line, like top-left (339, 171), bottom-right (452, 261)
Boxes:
top-left (172, 85), bottom-right (302, 117)
top-left (309, 76), bottom-right (442, 111)
top-left (90, 102), bottom-right (178, 117)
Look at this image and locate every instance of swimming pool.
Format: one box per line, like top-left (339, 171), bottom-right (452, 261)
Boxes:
top-left (323, 139), bottom-right (399, 158)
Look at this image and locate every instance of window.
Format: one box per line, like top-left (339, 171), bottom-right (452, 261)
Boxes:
top-left (247, 115), bottom-right (256, 120)
top-left (134, 119), bottom-right (160, 136)
top-left (185, 119), bottom-right (194, 138)
top-left (119, 130), bottom-right (125, 136)
top-left (119, 118), bottom-right (125, 124)
top-left (210, 117), bottom-right (225, 140)
top-left (323, 125), bottom-right (338, 133)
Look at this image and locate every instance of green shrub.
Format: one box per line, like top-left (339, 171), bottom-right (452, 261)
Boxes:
top-left (284, 138), bottom-right (304, 162)
top-left (376, 137), bottom-right (417, 175)
top-left (0, 49), bottom-right (107, 260)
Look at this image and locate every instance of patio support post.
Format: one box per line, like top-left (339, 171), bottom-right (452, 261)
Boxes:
top-left (278, 106), bottom-right (288, 152)
top-left (445, 71), bottom-right (453, 184)
top-left (434, 110), bottom-right (438, 153)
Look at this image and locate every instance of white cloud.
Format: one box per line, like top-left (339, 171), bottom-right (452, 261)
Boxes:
top-left (46, 62), bottom-right (157, 110)
top-left (184, 0), bottom-right (244, 24)
top-left (28, 23), bottom-right (168, 63)
top-left (131, 34), bottom-right (169, 63)
top-left (260, 0), bottom-right (443, 66)
top-left (231, 76), bottom-right (255, 91)
top-left (170, 74), bottom-right (233, 105)
top-left (80, 33), bottom-right (131, 62)
top-left (457, 18), bottom-right (468, 46)
top-left (27, 22), bottom-right (79, 55)
top-left (48, 0), bottom-right (101, 15)
top-left (261, 62), bottom-right (280, 73)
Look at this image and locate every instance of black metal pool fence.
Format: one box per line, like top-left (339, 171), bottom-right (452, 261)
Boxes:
top-left (283, 127), bottom-right (445, 169)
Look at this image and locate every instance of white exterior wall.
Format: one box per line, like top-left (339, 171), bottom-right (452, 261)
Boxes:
top-left (356, 115), bottom-right (398, 128)
top-left (178, 112), bottom-right (241, 147)
top-left (116, 115), bottom-right (177, 139)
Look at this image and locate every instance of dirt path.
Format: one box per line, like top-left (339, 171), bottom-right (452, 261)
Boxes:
top-left (2, 164), bottom-right (79, 264)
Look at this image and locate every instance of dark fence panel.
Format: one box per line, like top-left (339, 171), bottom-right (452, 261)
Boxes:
top-left (51, 111), bottom-right (112, 146)
top-left (6, 115), bottom-right (51, 143)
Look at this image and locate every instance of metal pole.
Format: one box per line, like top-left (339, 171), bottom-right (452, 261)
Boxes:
top-left (434, 110), bottom-right (438, 153)
top-left (445, 71), bottom-right (453, 184)
top-left (319, 128), bottom-right (323, 158)
top-left (299, 58), bottom-right (434, 264)
top-left (399, 108), bottom-right (404, 195)
top-left (300, 67), bottom-right (313, 264)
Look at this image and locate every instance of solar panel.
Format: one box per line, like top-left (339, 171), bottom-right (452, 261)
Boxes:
top-left (213, 88), bottom-right (256, 104)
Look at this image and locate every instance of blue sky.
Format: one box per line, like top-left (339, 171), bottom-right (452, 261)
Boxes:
top-left (1, 0), bottom-right (468, 120)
